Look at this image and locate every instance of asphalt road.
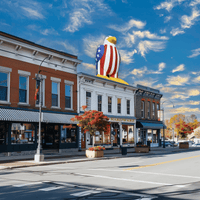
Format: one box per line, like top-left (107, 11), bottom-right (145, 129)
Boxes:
top-left (0, 150), bottom-right (200, 200)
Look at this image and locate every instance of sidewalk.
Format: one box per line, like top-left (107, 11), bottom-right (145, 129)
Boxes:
top-left (1, 147), bottom-right (200, 170)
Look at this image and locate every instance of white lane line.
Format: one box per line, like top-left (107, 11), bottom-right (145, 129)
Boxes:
top-left (70, 190), bottom-right (101, 197)
top-left (13, 182), bottom-right (42, 187)
top-left (73, 172), bottom-right (183, 187)
top-left (39, 186), bottom-right (65, 191)
top-left (88, 168), bottom-right (200, 179)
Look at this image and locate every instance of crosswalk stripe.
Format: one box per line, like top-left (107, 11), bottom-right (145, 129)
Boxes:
top-left (70, 190), bottom-right (101, 197)
top-left (13, 182), bottom-right (42, 187)
top-left (39, 186), bottom-right (65, 191)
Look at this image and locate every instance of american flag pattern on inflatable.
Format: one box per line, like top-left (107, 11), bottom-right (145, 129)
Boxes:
top-left (96, 38), bottom-right (120, 78)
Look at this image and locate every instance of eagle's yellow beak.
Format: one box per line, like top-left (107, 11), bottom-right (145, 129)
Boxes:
top-left (107, 36), bottom-right (117, 44)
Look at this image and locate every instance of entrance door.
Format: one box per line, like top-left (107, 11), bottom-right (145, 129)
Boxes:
top-left (42, 124), bottom-right (59, 149)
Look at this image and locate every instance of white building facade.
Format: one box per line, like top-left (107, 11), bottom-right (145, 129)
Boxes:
top-left (77, 73), bottom-right (137, 149)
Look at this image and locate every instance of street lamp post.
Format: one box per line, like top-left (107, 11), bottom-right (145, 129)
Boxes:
top-left (158, 100), bottom-right (175, 148)
top-left (34, 56), bottom-right (49, 162)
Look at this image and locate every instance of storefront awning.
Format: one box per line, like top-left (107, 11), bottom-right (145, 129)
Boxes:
top-left (0, 108), bottom-right (77, 124)
top-left (136, 121), bottom-right (166, 129)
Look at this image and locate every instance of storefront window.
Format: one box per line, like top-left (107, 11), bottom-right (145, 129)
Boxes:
top-left (147, 129), bottom-right (152, 142)
top-left (153, 130), bottom-right (158, 143)
top-left (11, 123), bottom-right (35, 144)
top-left (122, 125), bottom-right (134, 143)
top-left (0, 122), bottom-right (8, 145)
top-left (61, 125), bottom-right (76, 143)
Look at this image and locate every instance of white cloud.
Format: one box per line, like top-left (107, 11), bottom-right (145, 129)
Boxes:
top-left (181, 9), bottom-right (200, 29)
top-left (83, 34), bottom-right (105, 58)
top-left (171, 94), bottom-right (188, 100)
top-left (170, 28), bottom-right (185, 36)
top-left (82, 62), bottom-right (96, 69)
top-left (188, 48), bottom-right (200, 58)
top-left (188, 89), bottom-right (200, 96)
top-left (176, 100), bottom-right (200, 106)
top-left (164, 16), bottom-right (172, 23)
top-left (21, 6), bottom-right (44, 19)
top-left (134, 78), bottom-right (158, 88)
top-left (137, 40), bottom-right (166, 57)
top-left (64, 0), bottom-right (112, 32)
top-left (119, 49), bottom-right (137, 64)
top-left (172, 64), bottom-right (185, 73)
top-left (59, 41), bottom-right (79, 55)
top-left (154, 0), bottom-right (185, 12)
top-left (166, 75), bottom-right (189, 85)
top-left (108, 19), bottom-right (146, 32)
top-left (160, 28), bottom-right (167, 34)
top-left (124, 33), bottom-right (136, 47)
top-left (190, 0), bottom-right (200, 6)
top-left (41, 28), bottom-right (59, 36)
top-left (170, 106), bottom-right (200, 114)
top-left (158, 62), bottom-right (166, 71)
top-left (193, 76), bottom-right (200, 83)
top-left (131, 66), bottom-right (147, 77)
top-left (131, 30), bottom-right (168, 40)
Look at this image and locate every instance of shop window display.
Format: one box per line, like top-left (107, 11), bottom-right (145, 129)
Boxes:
top-left (11, 123), bottom-right (35, 144)
top-left (153, 130), bottom-right (158, 143)
top-left (122, 125), bottom-right (134, 143)
top-left (0, 122), bottom-right (8, 145)
top-left (61, 125), bottom-right (76, 143)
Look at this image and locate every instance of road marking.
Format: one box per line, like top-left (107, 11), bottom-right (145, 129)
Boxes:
top-left (73, 172), bottom-right (184, 187)
top-left (71, 190), bottom-right (101, 197)
top-left (13, 182), bottom-right (42, 187)
top-left (88, 168), bottom-right (200, 179)
top-left (39, 186), bottom-right (65, 191)
top-left (124, 155), bottom-right (200, 171)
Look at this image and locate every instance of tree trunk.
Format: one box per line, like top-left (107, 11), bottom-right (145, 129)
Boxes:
top-left (92, 135), bottom-right (95, 147)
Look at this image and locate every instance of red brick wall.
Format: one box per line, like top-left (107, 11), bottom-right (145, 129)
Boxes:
top-left (0, 56), bottom-right (77, 113)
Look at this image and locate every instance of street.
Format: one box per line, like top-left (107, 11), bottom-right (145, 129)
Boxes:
top-left (0, 150), bottom-right (200, 199)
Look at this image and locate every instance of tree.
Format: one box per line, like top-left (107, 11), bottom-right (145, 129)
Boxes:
top-left (71, 105), bottom-right (110, 146)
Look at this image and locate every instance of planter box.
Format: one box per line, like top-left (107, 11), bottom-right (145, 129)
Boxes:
top-left (85, 150), bottom-right (104, 158)
top-left (179, 142), bottom-right (189, 149)
top-left (135, 147), bottom-right (149, 153)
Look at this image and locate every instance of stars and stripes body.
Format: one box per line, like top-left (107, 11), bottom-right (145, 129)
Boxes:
top-left (96, 36), bottom-right (120, 78)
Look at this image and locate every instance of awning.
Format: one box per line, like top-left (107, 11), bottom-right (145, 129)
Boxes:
top-left (136, 121), bottom-right (166, 129)
top-left (0, 108), bottom-right (77, 124)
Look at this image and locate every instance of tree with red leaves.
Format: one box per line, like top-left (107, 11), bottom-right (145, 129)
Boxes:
top-left (71, 105), bottom-right (110, 145)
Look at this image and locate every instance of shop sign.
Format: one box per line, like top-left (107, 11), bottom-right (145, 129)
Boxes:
top-left (109, 118), bottom-right (135, 123)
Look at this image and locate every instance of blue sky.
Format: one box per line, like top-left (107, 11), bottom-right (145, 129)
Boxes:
top-left (0, 0), bottom-right (200, 120)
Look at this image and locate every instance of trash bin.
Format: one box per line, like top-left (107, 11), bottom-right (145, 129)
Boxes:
top-left (121, 147), bottom-right (127, 155)
top-left (147, 141), bottom-right (151, 151)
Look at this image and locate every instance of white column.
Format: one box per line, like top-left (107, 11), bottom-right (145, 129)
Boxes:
top-left (134, 124), bottom-right (137, 146)
top-left (119, 122), bottom-right (122, 146)
top-left (78, 126), bottom-right (82, 151)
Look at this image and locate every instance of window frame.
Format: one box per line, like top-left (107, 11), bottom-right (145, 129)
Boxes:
top-left (64, 80), bottom-right (74, 110)
top-left (152, 102), bottom-right (155, 119)
top-left (141, 100), bottom-right (145, 118)
top-left (147, 101), bottom-right (150, 119)
top-left (117, 98), bottom-right (121, 114)
top-left (97, 95), bottom-right (102, 111)
top-left (86, 91), bottom-right (91, 110)
top-left (51, 77), bottom-right (61, 109)
top-left (108, 96), bottom-right (112, 113)
top-left (0, 66), bottom-right (12, 104)
top-left (127, 99), bottom-right (130, 115)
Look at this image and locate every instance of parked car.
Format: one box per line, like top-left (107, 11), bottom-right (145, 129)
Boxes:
top-left (192, 143), bottom-right (200, 147)
top-left (161, 141), bottom-right (173, 147)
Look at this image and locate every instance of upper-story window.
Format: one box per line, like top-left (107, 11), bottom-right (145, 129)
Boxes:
top-left (19, 76), bottom-right (28, 103)
top-left (0, 66), bottom-right (12, 103)
top-left (64, 80), bottom-right (74, 110)
top-left (51, 77), bottom-right (61, 108)
top-left (152, 102), bottom-right (155, 119)
top-left (65, 85), bottom-right (71, 109)
top-left (157, 103), bottom-right (160, 111)
top-left (0, 72), bottom-right (8, 102)
top-left (98, 95), bottom-right (102, 111)
top-left (108, 96), bottom-right (112, 113)
top-left (141, 100), bottom-right (145, 118)
top-left (117, 98), bottom-right (121, 114)
top-left (147, 101), bottom-right (150, 119)
top-left (86, 91), bottom-right (91, 110)
top-left (127, 99), bottom-right (130, 115)
top-left (18, 70), bottom-right (30, 105)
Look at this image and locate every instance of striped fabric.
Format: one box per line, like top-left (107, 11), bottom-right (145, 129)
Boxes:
top-left (97, 43), bottom-right (120, 78)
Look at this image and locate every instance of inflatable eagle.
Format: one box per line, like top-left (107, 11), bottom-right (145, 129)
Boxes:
top-left (96, 36), bottom-right (128, 85)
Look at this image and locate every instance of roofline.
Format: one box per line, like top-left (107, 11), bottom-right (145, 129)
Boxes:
top-left (0, 31), bottom-right (81, 63)
top-left (78, 72), bottom-right (137, 90)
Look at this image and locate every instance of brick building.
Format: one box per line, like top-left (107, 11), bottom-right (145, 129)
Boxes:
top-left (0, 32), bottom-right (81, 154)
top-left (135, 84), bottom-right (164, 147)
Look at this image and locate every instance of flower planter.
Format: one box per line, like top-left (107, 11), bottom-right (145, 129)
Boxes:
top-left (179, 142), bottom-right (189, 149)
top-left (135, 147), bottom-right (149, 153)
top-left (85, 150), bottom-right (104, 158)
